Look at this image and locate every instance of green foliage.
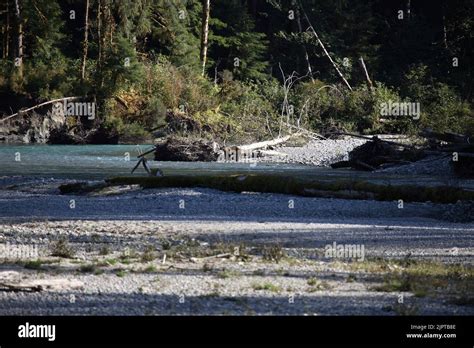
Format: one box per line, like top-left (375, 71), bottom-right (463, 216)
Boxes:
top-left (418, 84), bottom-right (472, 134)
top-left (147, 0), bottom-right (201, 69)
top-left (402, 65), bottom-right (473, 134)
top-left (98, 36), bottom-right (145, 98)
top-left (219, 79), bottom-right (281, 141)
top-left (210, 0), bottom-right (269, 81)
top-left (0, 0), bottom-right (472, 142)
top-left (296, 81), bottom-right (409, 134)
top-left (120, 122), bottom-right (151, 143)
top-left (23, 51), bottom-right (74, 99)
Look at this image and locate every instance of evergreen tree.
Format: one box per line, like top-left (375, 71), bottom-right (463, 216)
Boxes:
top-left (210, 0), bottom-right (269, 81)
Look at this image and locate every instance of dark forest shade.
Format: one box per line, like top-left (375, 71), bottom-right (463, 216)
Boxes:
top-left (0, 0), bottom-right (472, 143)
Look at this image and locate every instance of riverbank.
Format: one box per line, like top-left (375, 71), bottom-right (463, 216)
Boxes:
top-left (259, 137), bottom-right (367, 166)
top-left (0, 177), bottom-right (473, 315)
top-left (0, 141), bottom-right (472, 315)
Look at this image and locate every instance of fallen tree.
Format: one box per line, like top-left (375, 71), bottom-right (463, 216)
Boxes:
top-left (58, 173), bottom-right (474, 203)
top-left (331, 130), bottom-right (474, 177)
top-left (421, 128), bottom-right (471, 145)
top-left (146, 134), bottom-right (302, 165)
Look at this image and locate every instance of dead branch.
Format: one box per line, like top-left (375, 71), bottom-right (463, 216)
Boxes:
top-left (286, 124), bottom-right (327, 140)
top-left (299, 1), bottom-right (353, 91)
top-left (278, 63), bottom-right (309, 137)
top-left (359, 57), bottom-right (373, 91)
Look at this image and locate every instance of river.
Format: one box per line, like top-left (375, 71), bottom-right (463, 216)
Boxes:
top-left (1, 145), bottom-right (472, 190)
top-left (0, 144), bottom-right (322, 180)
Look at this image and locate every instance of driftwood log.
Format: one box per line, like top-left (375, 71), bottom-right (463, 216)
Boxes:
top-left (0, 271), bottom-right (84, 292)
top-left (332, 130), bottom-right (473, 177)
top-left (0, 96), bottom-right (81, 123)
top-left (421, 128), bottom-right (474, 177)
top-left (152, 134), bottom-right (301, 163)
top-left (154, 136), bottom-right (220, 162)
top-left (238, 135), bottom-right (293, 152)
top-left (421, 128), bottom-right (471, 145)
top-left (331, 136), bottom-right (425, 171)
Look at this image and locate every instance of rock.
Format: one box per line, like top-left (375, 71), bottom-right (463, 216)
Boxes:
top-left (1, 101), bottom-right (118, 144)
top-left (0, 108), bottom-right (67, 144)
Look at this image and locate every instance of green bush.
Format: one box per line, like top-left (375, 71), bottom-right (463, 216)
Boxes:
top-left (417, 83), bottom-right (472, 134)
top-left (121, 57), bottom-right (281, 142)
top-left (219, 79), bottom-right (281, 141)
top-left (88, 58), bottom-right (474, 143)
top-left (402, 64), bottom-right (473, 135)
top-left (120, 123), bottom-right (152, 143)
top-left (295, 81), bottom-right (406, 134)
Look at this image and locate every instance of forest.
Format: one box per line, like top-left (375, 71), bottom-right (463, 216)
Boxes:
top-left (0, 0), bottom-right (473, 144)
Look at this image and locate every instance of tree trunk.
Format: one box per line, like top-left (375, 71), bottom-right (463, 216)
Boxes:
top-left (0, 96), bottom-right (82, 123)
top-left (299, 3), bottom-right (352, 91)
top-left (97, 0), bottom-right (102, 67)
top-left (442, 15), bottom-right (448, 48)
top-left (306, 25), bottom-right (352, 90)
top-left (238, 134), bottom-right (295, 152)
top-left (200, 0), bottom-right (210, 76)
top-left (442, 0), bottom-right (448, 49)
top-left (295, 4), bottom-right (314, 82)
top-left (13, 0), bottom-right (23, 79)
top-left (359, 57), bottom-right (373, 91)
top-left (81, 0), bottom-right (90, 81)
top-left (2, 1), bottom-right (9, 59)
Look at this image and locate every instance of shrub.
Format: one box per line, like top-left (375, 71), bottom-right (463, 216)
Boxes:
top-left (296, 81), bottom-right (405, 134)
top-left (402, 64), bottom-right (473, 134)
top-left (120, 122), bottom-right (152, 143)
top-left (417, 83), bottom-right (472, 134)
top-left (50, 237), bottom-right (75, 258)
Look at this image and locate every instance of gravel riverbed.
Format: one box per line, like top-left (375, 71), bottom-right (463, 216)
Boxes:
top-left (0, 178), bottom-right (472, 315)
top-left (275, 138), bottom-right (367, 166)
top-left (266, 136), bottom-right (456, 178)
top-left (0, 137), bottom-right (471, 316)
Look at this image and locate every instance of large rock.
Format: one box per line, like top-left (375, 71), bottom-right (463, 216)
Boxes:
top-left (0, 107), bottom-right (67, 144)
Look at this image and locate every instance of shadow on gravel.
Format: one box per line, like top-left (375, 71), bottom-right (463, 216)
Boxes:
top-left (1, 291), bottom-right (472, 316)
top-left (0, 186), bottom-right (455, 224)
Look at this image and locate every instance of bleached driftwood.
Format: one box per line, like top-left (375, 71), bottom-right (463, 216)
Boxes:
top-left (0, 270), bottom-right (84, 291)
top-left (286, 124), bottom-right (327, 140)
top-left (238, 134), bottom-right (295, 152)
